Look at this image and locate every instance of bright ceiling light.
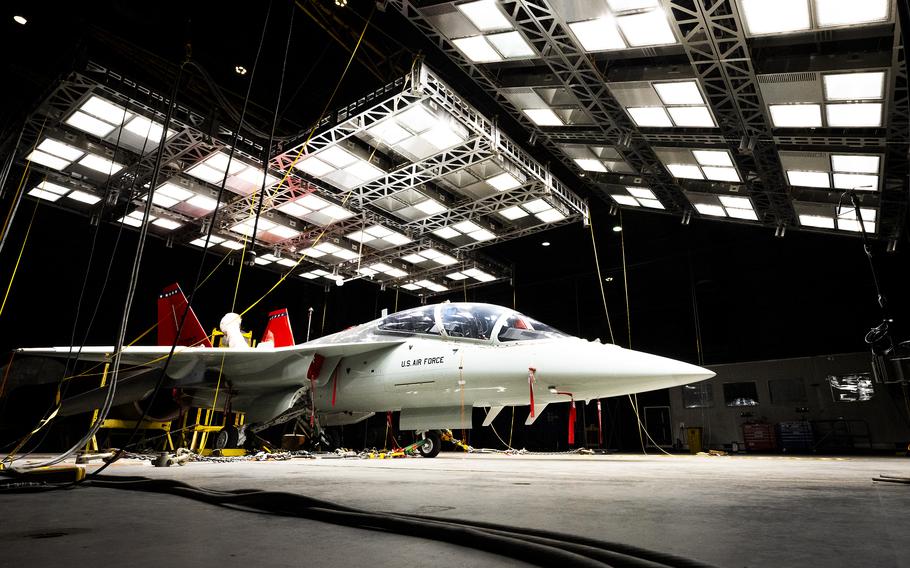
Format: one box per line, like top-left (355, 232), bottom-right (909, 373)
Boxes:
top-left (187, 194), bottom-right (218, 211)
top-left (343, 159), bottom-right (385, 182)
top-left (627, 187), bottom-right (655, 199)
top-left (13, 15), bottom-right (27, 25)
top-left (453, 36), bottom-right (503, 63)
top-left (38, 139), bottom-right (84, 161)
top-left (499, 206), bottom-right (528, 220)
top-left (800, 214), bottom-right (835, 229)
top-left (487, 31), bottom-right (534, 58)
top-left (157, 183), bottom-right (194, 202)
top-left (615, 9), bottom-right (677, 47)
top-left (433, 227), bottom-right (461, 240)
top-left (152, 218), bottom-right (182, 231)
top-left (831, 154), bottom-right (880, 174)
top-left (787, 170), bottom-right (830, 188)
top-left (446, 272), bottom-right (469, 281)
top-left (535, 209), bottom-right (565, 223)
top-left (667, 106), bottom-right (715, 127)
top-left (322, 205), bottom-right (355, 221)
top-left (150, 193), bottom-right (179, 208)
top-left (318, 146), bottom-right (358, 168)
top-left (235, 167), bottom-right (279, 188)
top-left (453, 220), bottom-right (482, 234)
top-left (185, 163), bottom-right (223, 184)
top-left (769, 104), bottom-right (822, 127)
top-left (568, 18), bottom-right (626, 51)
top-left (667, 164), bottom-right (704, 179)
top-left (719, 195), bottom-right (752, 209)
top-left (65, 111), bottom-right (116, 137)
top-left (456, 0), bottom-right (512, 32)
top-left (487, 172), bottom-right (521, 191)
top-left (82, 96), bottom-right (131, 124)
top-left (78, 154), bottom-right (124, 174)
top-left (68, 190), bottom-right (101, 205)
top-left (471, 229), bottom-right (495, 241)
top-left (823, 72), bottom-right (886, 101)
top-left (124, 115), bottom-right (170, 142)
top-left (367, 120), bottom-right (412, 145)
top-left (695, 203), bottom-right (726, 217)
top-left (296, 156), bottom-right (335, 177)
top-left (522, 199), bottom-right (550, 213)
top-left (574, 158), bottom-right (607, 172)
top-left (270, 226), bottom-right (300, 240)
top-left (701, 166), bottom-right (740, 182)
top-left (833, 173), bottom-right (879, 191)
top-left (740, 0), bottom-right (810, 35)
top-left (628, 107), bottom-right (672, 127)
top-left (414, 198), bottom-right (447, 215)
top-left (654, 81), bottom-right (705, 105)
top-left (726, 208), bottom-right (758, 221)
top-left (611, 195), bottom-right (640, 207)
top-left (523, 108), bottom-right (563, 126)
top-left (299, 194), bottom-right (331, 210)
top-left (28, 188), bottom-right (62, 202)
top-left (815, 0), bottom-right (889, 27)
top-left (398, 104), bottom-right (437, 133)
top-left (422, 121), bottom-right (467, 150)
top-left (607, 0), bottom-right (659, 8)
top-left (693, 150), bottom-right (733, 167)
top-left (825, 103), bottom-right (882, 127)
top-left (638, 199), bottom-right (664, 209)
top-left (27, 151), bottom-right (69, 170)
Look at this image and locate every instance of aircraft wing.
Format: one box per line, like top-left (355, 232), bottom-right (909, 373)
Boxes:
top-left (17, 339), bottom-right (405, 383)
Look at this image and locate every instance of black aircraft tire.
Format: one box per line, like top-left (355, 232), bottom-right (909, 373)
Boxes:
top-left (214, 426), bottom-right (240, 450)
top-left (417, 430), bottom-right (441, 458)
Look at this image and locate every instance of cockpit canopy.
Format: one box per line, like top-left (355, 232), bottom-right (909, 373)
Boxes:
top-left (377, 303), bottom-right (567, 343)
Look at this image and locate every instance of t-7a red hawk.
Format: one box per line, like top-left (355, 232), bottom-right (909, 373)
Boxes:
top-left (19, 284), bottom-right (714, 456)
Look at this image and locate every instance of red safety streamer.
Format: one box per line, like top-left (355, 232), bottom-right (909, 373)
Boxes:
top-left (331, 366), bottom-right (338, 407)
top-left (597, 399), bottom-right (603, 446)
top-left (528, 367), bottom-right (536, 417)
top-left (556, 391), bottom-right (576, 445)
top-left (568, 400), bottom-right (577, 445)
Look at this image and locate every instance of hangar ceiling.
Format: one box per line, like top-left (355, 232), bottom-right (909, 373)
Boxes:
top-left (3, 0), bottom-right (907, 302)
top-left (391, 0), bottom-right (908, 243)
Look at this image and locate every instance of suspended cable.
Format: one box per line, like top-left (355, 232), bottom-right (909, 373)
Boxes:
top-left (0, 199), bottom-right (37, 319)
top-left (246, 2), bottom-right (296, 301)
top-left (588, 211), bottom-right (615, 343)
top-left (86, 0), bottom-right (277, 479)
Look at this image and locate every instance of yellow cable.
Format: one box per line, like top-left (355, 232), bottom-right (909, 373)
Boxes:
top-left (0, 199), bottom-right (38, 319)
top-left (238, 7), bottom-right (375, 319)
top-left (0, 118), bottom-right (46, 243)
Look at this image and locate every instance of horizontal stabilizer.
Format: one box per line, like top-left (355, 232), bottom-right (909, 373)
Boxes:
top-left (525, 403), bottom-right (547, 426)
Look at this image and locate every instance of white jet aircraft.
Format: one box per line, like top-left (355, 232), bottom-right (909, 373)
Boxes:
top-left (19, 295), bottom-right (714, 457)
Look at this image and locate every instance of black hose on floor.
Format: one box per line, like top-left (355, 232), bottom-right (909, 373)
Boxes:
top-left (0, 474), bottom-right (717, 568)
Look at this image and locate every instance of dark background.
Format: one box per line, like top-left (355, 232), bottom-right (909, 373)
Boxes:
top-left (1, 1), bottom-right (907, 451)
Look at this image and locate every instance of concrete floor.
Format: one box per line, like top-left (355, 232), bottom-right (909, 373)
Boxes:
top-left (2, 452), bottom-right (910, 567)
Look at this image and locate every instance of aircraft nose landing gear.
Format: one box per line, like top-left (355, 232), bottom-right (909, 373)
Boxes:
top-left (417, 430), bottom-right (441, 458)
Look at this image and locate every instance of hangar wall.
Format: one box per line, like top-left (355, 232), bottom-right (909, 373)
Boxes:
top-left (668, 352), bottom-right (910, 452)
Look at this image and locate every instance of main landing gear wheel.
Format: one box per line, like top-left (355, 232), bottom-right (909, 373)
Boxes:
top-left (214, 426), bottom-right (240, 450)
top-left (417, 430), bottom-right (441, 458)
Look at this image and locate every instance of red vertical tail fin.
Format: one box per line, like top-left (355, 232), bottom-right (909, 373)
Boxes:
top-left (262, 309), bottom-right (295, 347)
top-left (157, 283), bottom-right (212, 348)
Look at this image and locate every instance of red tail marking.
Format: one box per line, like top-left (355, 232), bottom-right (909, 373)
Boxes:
top-left (262, 309), bottom-right (295, 347)
top-left (157, 283), bottom-right (212, 348)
